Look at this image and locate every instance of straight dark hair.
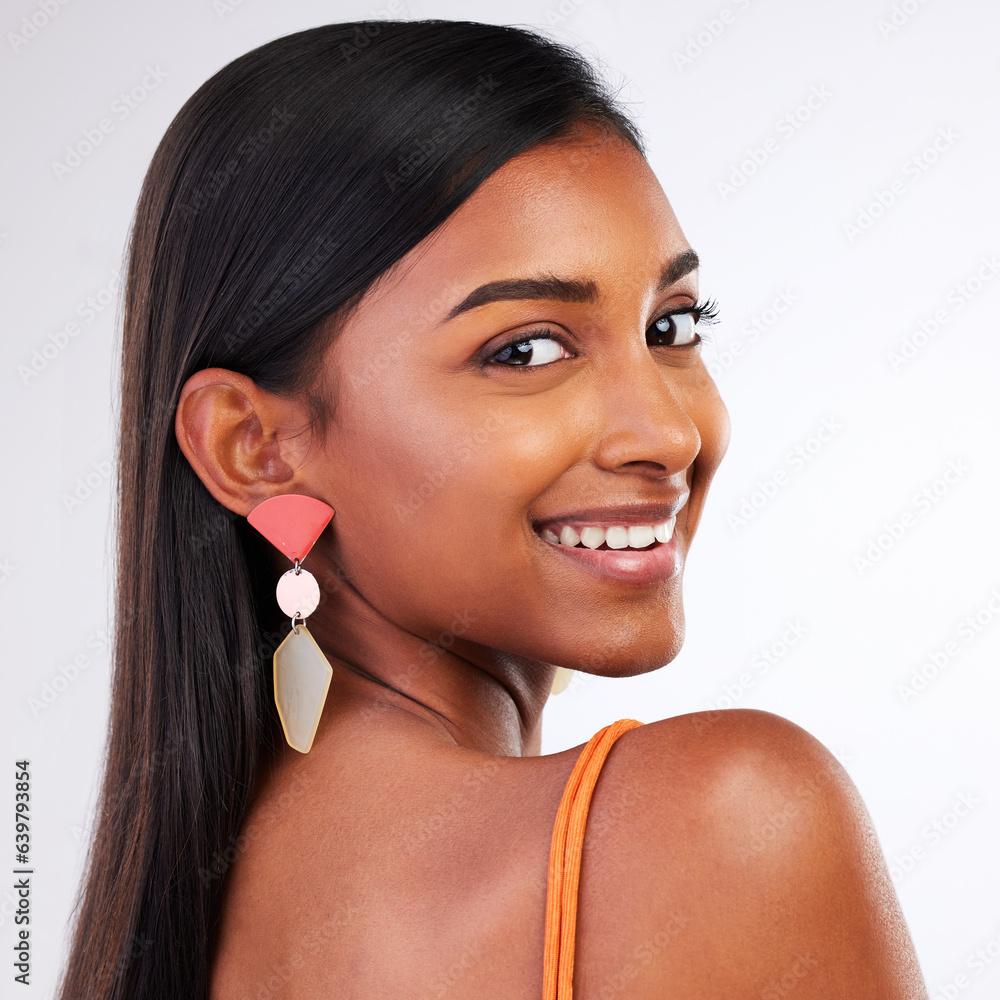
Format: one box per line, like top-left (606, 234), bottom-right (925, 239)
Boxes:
top-left (56, 19), bottom-right (643, 1000)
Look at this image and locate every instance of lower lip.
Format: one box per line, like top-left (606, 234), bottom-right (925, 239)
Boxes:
top-left (539, 534), bottom-right (682, 585)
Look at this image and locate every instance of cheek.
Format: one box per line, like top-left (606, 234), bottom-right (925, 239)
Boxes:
top-left (325, 381), bottom-right (571, 630)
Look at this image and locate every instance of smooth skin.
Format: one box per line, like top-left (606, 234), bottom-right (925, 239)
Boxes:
top-left (176, 128), bottom-right (928, 998)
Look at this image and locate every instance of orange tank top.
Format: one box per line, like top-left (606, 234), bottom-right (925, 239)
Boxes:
top-left (542, 718), bottom-right (644, 999)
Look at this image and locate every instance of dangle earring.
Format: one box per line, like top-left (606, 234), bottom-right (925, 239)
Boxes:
top-left (550, 667), bottom-right (574, 695)
top-left (247, 493), bottom-right (336, 754)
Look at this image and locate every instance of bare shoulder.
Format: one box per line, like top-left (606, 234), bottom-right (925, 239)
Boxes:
top-left (583, 708), bottom-right (862, 889)
top-left (574, 709), bottom-right (929, 999)
top-left (607, 707), bottom-right (857, 817)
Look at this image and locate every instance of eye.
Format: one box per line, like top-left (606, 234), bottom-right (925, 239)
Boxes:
top-left (489, 334), bottom-right (571, 367)
top-left (648, 298), bottom-right (719, 347)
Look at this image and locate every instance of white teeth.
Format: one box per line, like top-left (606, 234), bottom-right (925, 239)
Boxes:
top-left (543, 517), bottom-right (677, 550)
top-left (605, 526), bottom-right (629, 549)
top-left (559, 525), bottom-right (580, 547)
top-left (628, 525), bottom-right (655, 548)
top-left (653, 517), bottom-right (675, 543)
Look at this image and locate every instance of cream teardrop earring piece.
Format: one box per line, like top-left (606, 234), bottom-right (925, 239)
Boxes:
top-left (247, 493), bottom-right (335, 753)
top-left (550, 667), bottom-right (574, 695)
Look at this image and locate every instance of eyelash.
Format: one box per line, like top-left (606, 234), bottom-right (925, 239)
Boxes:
top-left (487, 297), bottom-right (720, 368)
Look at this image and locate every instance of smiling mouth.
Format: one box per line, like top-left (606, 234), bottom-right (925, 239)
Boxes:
top-left (533, 517), bottom-right (675, 551)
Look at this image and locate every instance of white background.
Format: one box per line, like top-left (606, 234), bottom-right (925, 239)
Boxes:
top-left (1, 0), bottom-right (997, 996)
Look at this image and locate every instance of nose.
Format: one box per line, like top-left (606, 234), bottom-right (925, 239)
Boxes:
top-left (589, 347), bottom-right (701, 480)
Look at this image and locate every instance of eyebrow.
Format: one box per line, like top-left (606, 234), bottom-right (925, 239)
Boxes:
top-left (441, 248), bottom-right (700, 323)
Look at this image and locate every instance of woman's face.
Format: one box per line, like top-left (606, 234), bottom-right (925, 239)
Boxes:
top-left (300, 128), bottom-right (730, 679)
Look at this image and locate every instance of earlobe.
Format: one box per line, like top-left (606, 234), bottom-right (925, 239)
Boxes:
top-left (173, 367), bottom-right (300, 516)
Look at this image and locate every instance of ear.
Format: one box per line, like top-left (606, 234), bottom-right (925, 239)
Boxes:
top-left (174, 368), bottom-right (317, 516)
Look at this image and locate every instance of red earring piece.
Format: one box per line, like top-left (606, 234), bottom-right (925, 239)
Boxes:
top-left (247, 493), bottom-right (334, 562)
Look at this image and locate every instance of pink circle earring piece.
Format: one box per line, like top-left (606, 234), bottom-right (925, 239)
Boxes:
top-left (247, 493), bottom-right (336, 753)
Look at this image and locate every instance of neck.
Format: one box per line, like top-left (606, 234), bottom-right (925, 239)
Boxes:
top-left (295, 558), bottom-right (555, 758)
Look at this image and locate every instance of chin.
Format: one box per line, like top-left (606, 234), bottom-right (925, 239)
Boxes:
top-left (567, 625), bottom-right (685, 679)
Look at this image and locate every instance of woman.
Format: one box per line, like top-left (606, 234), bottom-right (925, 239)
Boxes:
top-left (57, 19), bottom-right (928, 1000)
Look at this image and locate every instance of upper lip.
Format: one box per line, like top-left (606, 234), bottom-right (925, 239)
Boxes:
top-left (532, 496), bottom-right (689, 530)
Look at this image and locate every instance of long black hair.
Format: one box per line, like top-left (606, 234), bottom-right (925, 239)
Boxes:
top-left (56, 19), bottom-right (643, 999)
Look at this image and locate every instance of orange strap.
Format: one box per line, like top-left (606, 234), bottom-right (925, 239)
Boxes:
top-left (542, 718), bottom-right (644, 1000)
